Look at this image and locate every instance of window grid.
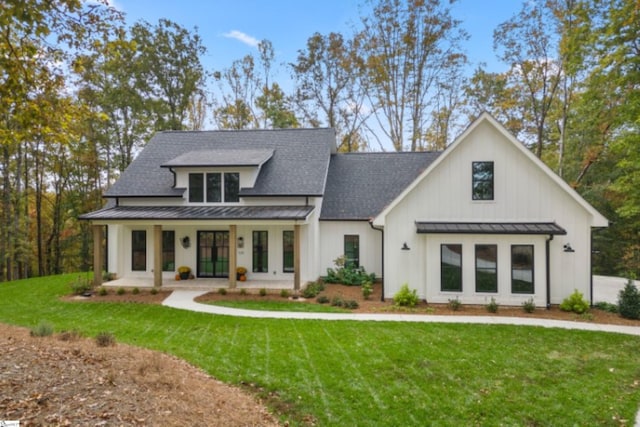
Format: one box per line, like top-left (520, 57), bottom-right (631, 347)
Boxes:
top-left (253, 231), bottom-right (268, 273)
top-left (344, 235), bottom-right (359, 268)
top-left (283, 230), bottom-right (294, 273)
top-left (131, 230), bottom-right (146, 271)
top-left (475, 244), bottom-right (497, 293)
top-left (511, 245), bottom-right (534, 294)
top-left (472, 161), bottom-right (494, 200)
top-left (441, 244), bottom-right (462, 291)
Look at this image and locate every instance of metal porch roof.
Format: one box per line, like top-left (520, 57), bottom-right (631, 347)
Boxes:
top-left (415, 222), bottom-right (567, 235)
top-left (80, 205), bottom-right (314, 221)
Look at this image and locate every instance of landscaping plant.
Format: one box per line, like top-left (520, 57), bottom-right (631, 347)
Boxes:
top-left (618, 279), bottom-right (640, 320)
top-left (393, 283), bottom-right (419, 307)
top-left (560, 289), bottom-right (590, 314)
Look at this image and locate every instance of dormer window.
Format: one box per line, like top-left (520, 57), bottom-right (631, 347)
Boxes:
top-left (472, 161), bottom-right (494, 201)
top-left (189, 172), bottom-right (239, 203)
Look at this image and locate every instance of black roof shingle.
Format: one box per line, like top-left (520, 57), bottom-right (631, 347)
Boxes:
top-left (319, 152), bottom-right (441, 220)
top-left (105, 128), bottom-right (335, 198)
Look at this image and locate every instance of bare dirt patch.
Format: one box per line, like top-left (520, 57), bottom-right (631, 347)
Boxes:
top-left (0, 323), bottom-right (279, 426)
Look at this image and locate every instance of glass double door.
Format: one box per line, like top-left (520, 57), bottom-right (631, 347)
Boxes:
top-left (197, 231), bottom-right (229, 278)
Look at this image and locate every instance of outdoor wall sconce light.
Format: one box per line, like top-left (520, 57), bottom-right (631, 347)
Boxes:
top-left (238, 236), bottom-right (244, 248)
top-left (401, 242), bottom-right (411, 251)
top-left (563, 243), bottom-right (575, 253)
top-left (181, 236), bottom-right (190, 249)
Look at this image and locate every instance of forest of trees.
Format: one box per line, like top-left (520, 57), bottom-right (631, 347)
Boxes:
top-left (1, 0), bottom-right (638, 282)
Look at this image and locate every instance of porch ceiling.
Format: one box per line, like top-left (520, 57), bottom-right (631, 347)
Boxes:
top-left (80, 205), bottom-right (314, 221)
top-left (415, 221), bottom-right (567, 235)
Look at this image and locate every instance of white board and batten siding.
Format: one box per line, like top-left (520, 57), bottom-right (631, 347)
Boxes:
top-left (318, 221), bottom-right (383, 278)
top-left (375, 114), bottom-right (607, 305)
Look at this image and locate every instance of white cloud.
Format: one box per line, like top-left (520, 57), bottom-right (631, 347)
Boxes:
top-left (83, 0), bottom-right (124, 12)
top-left (223, 30), bottom-right (260, 48)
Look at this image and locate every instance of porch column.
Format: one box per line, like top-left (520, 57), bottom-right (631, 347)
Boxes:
top-left (229, 225), bottom-right (237, 288)
top-left (153, 225), bottom-right (163, 287)
top-left (294, 224), bottom-right (301, 291)
top-left (92, 225), bottom-right (103, 288)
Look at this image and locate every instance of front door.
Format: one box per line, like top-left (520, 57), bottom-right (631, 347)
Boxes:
top-left (197, 231), bottom-right (229, 278)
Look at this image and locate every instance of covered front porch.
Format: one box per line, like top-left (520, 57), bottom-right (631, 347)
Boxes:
top-left (101, 276), bottom-right (296, 291)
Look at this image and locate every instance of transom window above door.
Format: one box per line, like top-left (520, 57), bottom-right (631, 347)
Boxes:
top-left (188, 172), bottom-right (239, 203)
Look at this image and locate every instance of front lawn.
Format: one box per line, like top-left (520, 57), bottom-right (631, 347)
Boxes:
top-left (1, 274), bottom-right (640, 426)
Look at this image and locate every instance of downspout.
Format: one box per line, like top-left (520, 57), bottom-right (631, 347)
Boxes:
top-left (369, 221), bottom-right (385, 302)
top-left (546, 234), bottom-right (554, 309)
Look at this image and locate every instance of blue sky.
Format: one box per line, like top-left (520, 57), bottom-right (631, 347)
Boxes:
top-left (113, 0), bottom-right (522, 78)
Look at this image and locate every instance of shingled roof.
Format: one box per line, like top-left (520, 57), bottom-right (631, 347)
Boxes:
top-left (105, 128), bottom-right (336, 198)
top-left (320, 152), bottom-right (441, 220)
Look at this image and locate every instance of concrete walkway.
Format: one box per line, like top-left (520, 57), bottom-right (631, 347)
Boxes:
top-left (162, 290), bottom-right (640, 336)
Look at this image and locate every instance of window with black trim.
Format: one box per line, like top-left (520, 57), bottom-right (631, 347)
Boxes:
top-left (189, 173), bottom-right (204, 202)
top-left (344, 235), bottom-right (359, 268)
top-left (475, 244), bottom-right (497, 292)
top-left (253, 231), bottom-right (268, 273)
top-left (441, 244), bottom-right (462, 291)
top-left (224, 172), bottom-right (240, 202)
top-left (188, 172), bottom-right (239, 203)
top-left (472, 161), bottom-right (494, 200)
top-left (162, 230), bottom-right (175, 272)
top-left (511, 245), bottom-right (534, 294)
top-left (283, 230), bottom-right (294, 273)
top-left (132, 230), bottom-right (146, 271)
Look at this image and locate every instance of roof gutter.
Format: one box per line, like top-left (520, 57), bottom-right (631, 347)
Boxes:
top-left (369, 221), bottom-right (385, 302)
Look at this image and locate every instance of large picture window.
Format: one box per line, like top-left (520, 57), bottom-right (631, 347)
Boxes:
top-left (344, 235), bottom-right (359, 268)
top-left (253, 231), bottom-right (268, 273)
top-left (162, 230), bottom-right (175, 272)
top-left (475, 244), bottom-right (497, 292)
top-left (441, 244), bottom-right (462, 291)
top-left (283, 230), bottom-right (294, 273)
top-left (512, 245), bottom-right (534, 294)
top-left (188, 172), bottom-right (239, 203)
top-left (131, 230), bottom-right (147, 271)
top-left (472, 161), bottom-right (494, 200)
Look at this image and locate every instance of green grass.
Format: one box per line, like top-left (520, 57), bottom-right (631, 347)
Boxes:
top-left (2, 274), bottom-right (640, 426)
top-left (206, 300), bottom-right (351, 313)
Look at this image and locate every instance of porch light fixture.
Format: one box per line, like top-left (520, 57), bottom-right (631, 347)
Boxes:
top-left (238, 236), bottom-right (244, 248)
top-left (563, 243), bottom-right (574, 253)
top-left (401, 242), bottom-right (410, 251)
top-left (181, 236), bottom-right (190, 249)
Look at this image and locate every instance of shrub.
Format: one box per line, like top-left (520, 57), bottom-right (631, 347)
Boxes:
top-left (116, 287), bottom-right (126, 295)
top-left (239, 288), bottom-right (248, 296)
top-left (30, 321), bottom-right (54, 337)
top-left (448, 297), bottom-right (462, 311)
top-left (96, 332), bottom-right (116, 347)
top-left (331, 296), bottom-right (344, 307)
top-left (70, 276), bottom-right (92, 295)
top-left (132, 287), bottom-right (140, 295)
top-left (344, 300), bottom-right (359, 309)
top-left (316, 295), bottom-right (330, 304)
top-left (150, 287), bottom-right (158, 295)
top-left (618, 280), bottom-right (640, 320)
top-left (259, 288), bottom-right (267, 297)
top-left (522, 297), bottom-right (536, 313)
top-left (58, 330), bottom-right (83, 341)
top-left (393, 283), bottom-right (419, 307)
top-left (218, 288), bottom-right (227, 295)
top-left (324, 256), bottom-right (376, 286)
top-left (280, 289), bottom-right (291, 298)
top-left (102, 271), bottom-right (116, 281)
top-left (594, 301), bottom-right (618, 313)
top-left (485, 297), bottom-right (499, 313)
top-left (98, 287), bottom-right (108, 296)
top-left (362, 281), bottom-right (373, 300)
top-left (302, 281), bottom-right (324, 298)
top-left (560, 289), bottom-right (589, 314)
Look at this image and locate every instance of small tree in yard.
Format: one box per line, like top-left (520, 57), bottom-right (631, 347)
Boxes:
top-left (618, 280), bottom-right (640, 320)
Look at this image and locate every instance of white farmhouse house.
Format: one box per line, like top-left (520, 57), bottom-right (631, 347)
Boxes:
top-left (81, 113), bottom-right (608, 306)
